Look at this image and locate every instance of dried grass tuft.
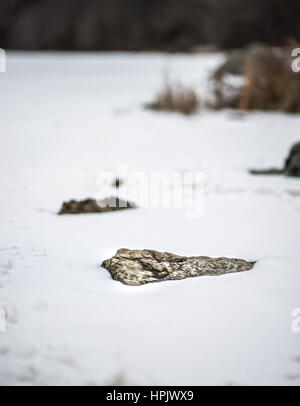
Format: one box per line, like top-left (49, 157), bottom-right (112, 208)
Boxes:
top-left (147, 81), bottom-right (200, 115)
top-left (212, 45), bottom-right (300, 113)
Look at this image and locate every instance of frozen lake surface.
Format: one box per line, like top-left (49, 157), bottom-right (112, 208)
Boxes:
top-left (0, 52), bottom-right (300, 385)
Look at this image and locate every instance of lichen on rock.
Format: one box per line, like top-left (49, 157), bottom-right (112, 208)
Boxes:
top-left (101, 248), bottom-right (255, 286)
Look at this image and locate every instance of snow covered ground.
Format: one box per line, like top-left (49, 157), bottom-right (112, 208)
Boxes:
top-left (0, 52), bottom-right (300, 386)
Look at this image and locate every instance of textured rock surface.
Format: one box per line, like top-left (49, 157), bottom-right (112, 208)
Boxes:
top-left (101, 248), bottom-right (255, 286)
top-left (250, 142), bottom-right (300, 177)
top-left (58, 197), bottom-right (135, 214)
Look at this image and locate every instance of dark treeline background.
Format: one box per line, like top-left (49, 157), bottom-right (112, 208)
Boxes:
top-left (1, 0), bottom-right (300, 51)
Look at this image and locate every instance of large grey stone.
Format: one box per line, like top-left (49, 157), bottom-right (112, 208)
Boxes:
top-left (101, 248), bottom-right (255, 286)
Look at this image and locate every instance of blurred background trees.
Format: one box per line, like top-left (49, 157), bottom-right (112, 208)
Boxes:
top-left (0, 0), bottom-right (299, 51)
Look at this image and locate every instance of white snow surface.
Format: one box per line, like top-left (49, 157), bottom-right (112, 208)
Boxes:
top-left (0, 52), bottom-right (300, 386)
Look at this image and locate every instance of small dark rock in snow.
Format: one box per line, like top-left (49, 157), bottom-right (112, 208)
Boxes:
top-left (282, 143), bottom-right (300, 177)
top-left (250, 142), bottom-right (300, 177)
top-left (58, 197), bottom-right (136, 214)
top-left (111, 178), bottom-right (123, 188)
top-left (101, 248), bottom-right (255, 286)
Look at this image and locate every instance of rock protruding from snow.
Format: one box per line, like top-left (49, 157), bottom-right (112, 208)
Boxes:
top-left (101, 248), bottom-right (255, 286)
top-left (250, 142), bottom-right (300, 177)
top-left (58, 197), bottom-right (136, 214)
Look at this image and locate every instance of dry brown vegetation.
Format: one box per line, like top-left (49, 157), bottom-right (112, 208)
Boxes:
top-left (147, 82), bottom-right (200, 115)
top-left (212, 45), bottom-right (300, 113)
